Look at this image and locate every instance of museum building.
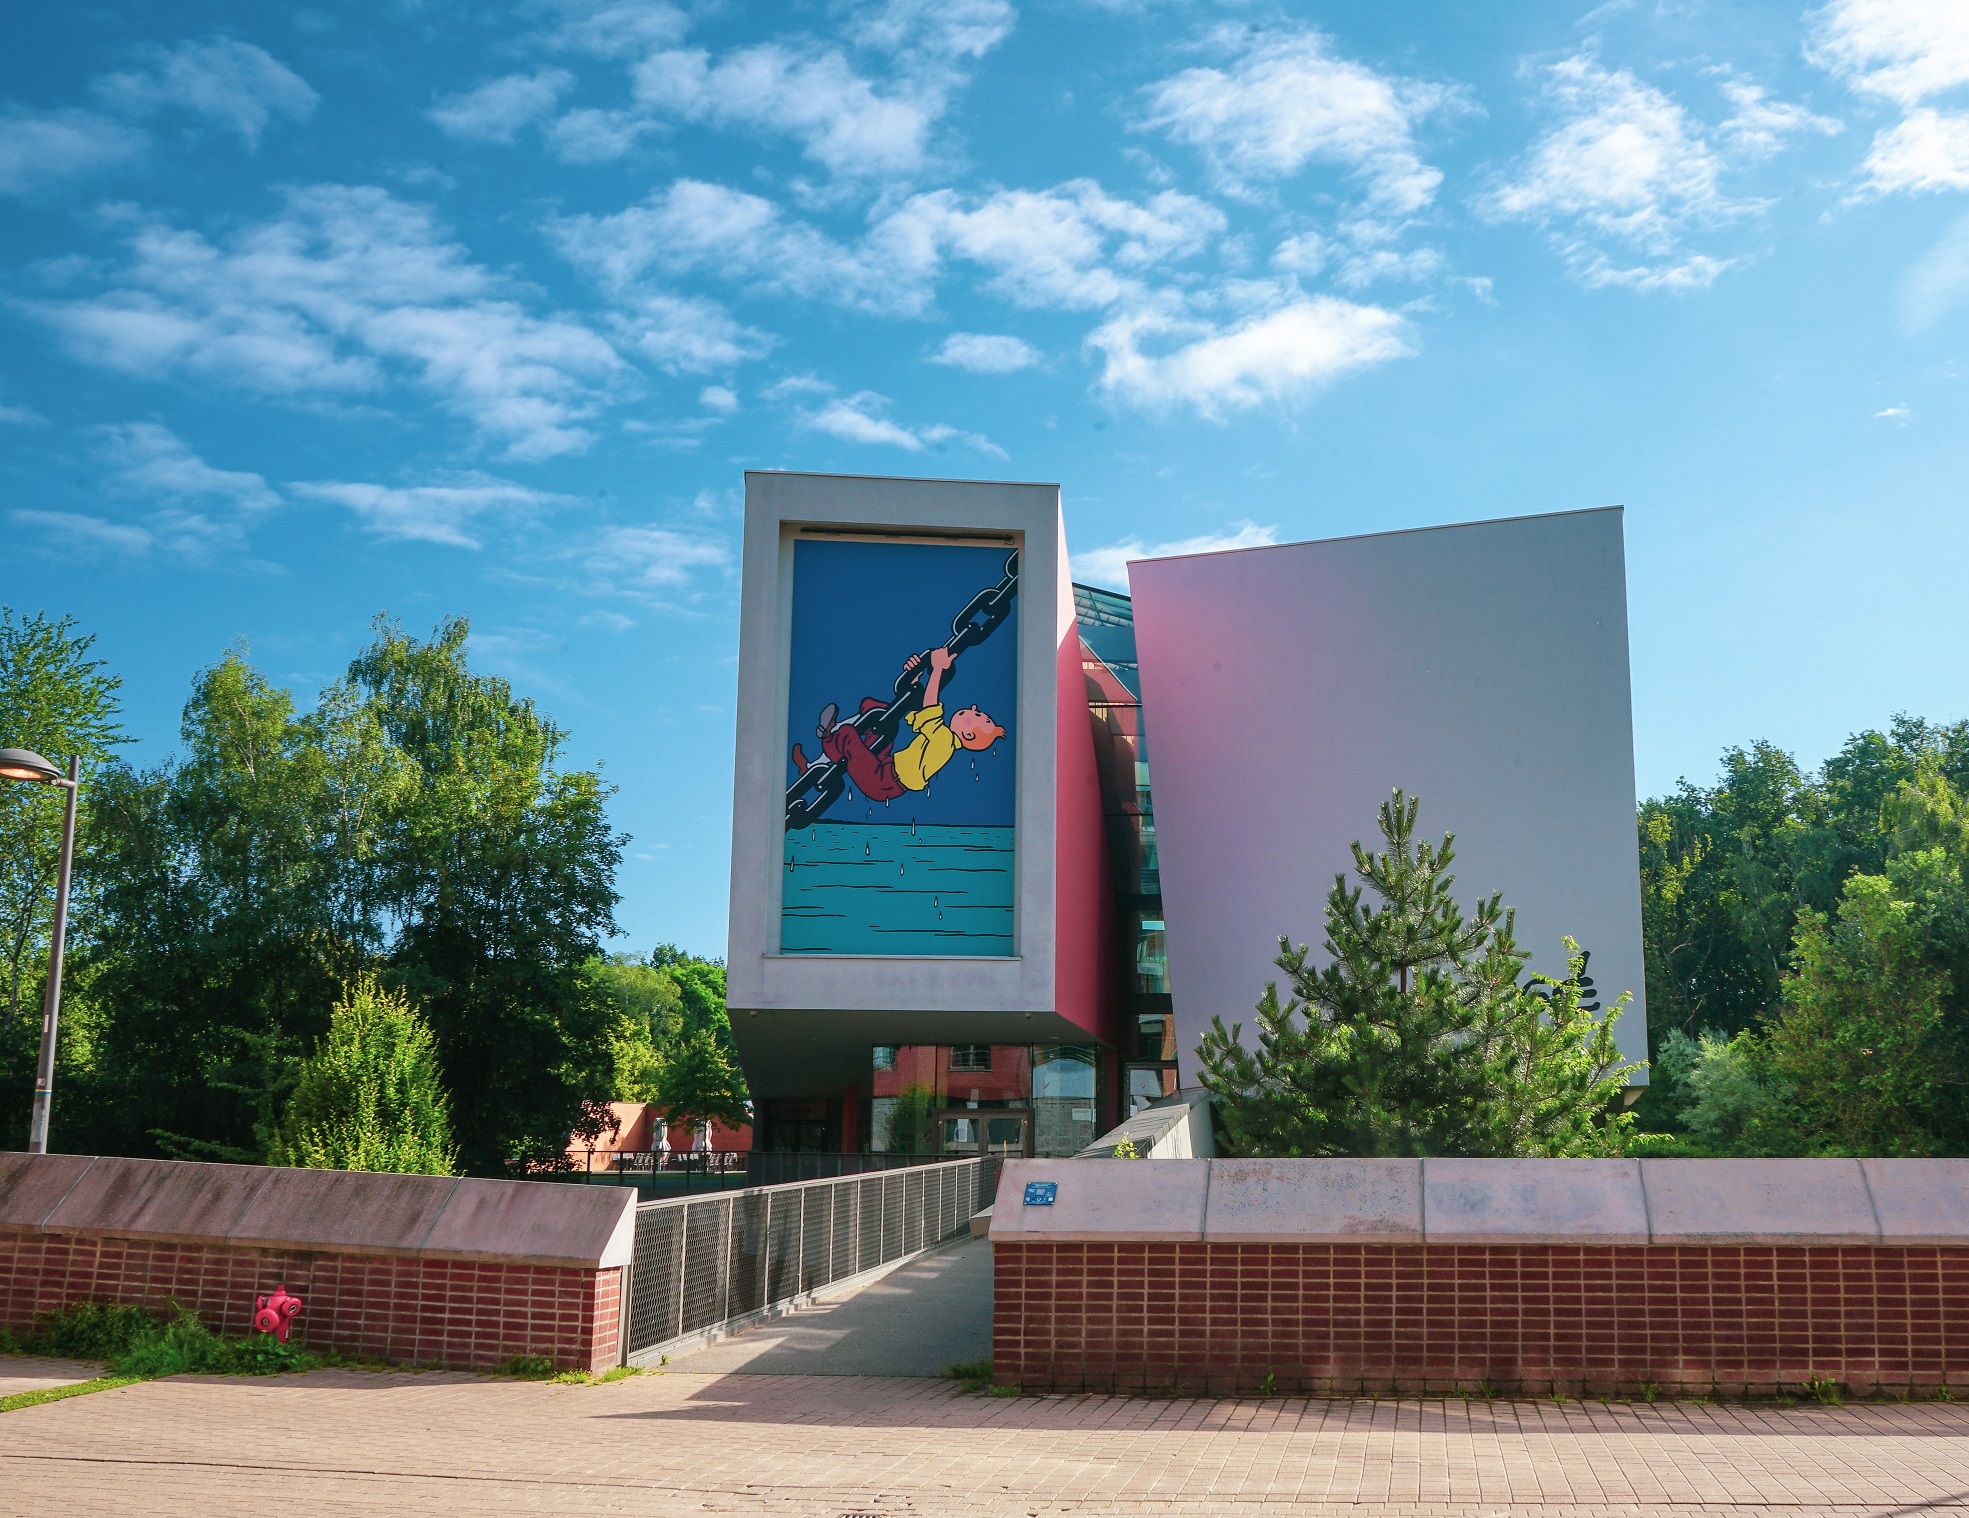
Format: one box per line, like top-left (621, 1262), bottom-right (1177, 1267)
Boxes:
top-left (726, 472), bottom-right (1648, 1158)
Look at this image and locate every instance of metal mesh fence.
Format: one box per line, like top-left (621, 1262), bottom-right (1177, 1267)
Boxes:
top-left (625, 1156), bottom-right (996, 1362)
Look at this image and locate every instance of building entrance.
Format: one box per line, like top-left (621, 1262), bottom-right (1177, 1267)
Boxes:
top-left (935, 1108), bottom-right (1031, 1158)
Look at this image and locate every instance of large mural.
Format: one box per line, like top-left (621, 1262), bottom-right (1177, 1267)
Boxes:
top-left (781, 538), bottom-right (1018, 956)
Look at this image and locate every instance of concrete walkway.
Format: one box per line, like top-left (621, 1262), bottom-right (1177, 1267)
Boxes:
top-left (6, 1368), bottom-right (1969, 1515)
top-left (666, 1232), bottom-right (992, 1377)
top-left (0, 1356), bottom-right (103, 1397)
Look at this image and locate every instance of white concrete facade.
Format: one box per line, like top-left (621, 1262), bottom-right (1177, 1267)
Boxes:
top-left (726, 473), bottom-right (1083, 1079)
top-left (1127, 507), bottom-right (1649, 1080)
top-left (990, 1157), bottom-right (1969, 1244)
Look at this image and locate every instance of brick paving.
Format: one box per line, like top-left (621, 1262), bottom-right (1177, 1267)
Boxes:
top-left (0, 1355), bottom-right (100, 1396)
top-left (3, 1368), bottom-right (1967, 1515)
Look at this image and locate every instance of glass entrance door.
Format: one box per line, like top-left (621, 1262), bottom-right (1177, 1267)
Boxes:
top-left (936, 1108), bottom-right (1031, 1158)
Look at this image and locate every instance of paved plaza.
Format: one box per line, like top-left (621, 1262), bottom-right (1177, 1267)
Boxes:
top-left (2, 1364), bottom-right (1965, 1516)
top-left (5, 1240), bottom-right (1965, 1515)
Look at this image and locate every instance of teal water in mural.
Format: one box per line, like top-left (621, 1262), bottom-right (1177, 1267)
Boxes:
top-left (781, 821), bottom-right (1014, 956)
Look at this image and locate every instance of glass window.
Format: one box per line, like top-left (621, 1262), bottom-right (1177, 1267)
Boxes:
top-left (1128, 913), bottom-right (1168, 994)
top-left (948, 1044), bottom-right (991, 1072)
top-left (1032, 1043), bottom-right (1101, 1156)
top-left (1126, 1066), bottom-right (1178, 1116)
top-left (1132, 1014), bottom-right (1174, 1062)
top-left (871, 1045), bottom-right (897, 1070)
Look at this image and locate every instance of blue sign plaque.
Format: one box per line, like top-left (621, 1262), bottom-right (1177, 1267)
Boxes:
top-left (1023, 1181), bottom-right (1057, 1206)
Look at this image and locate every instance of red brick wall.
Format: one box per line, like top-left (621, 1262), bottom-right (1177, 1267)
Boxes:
top-left (0, 1233), bottom-right (622, 1374)
top-left (994, 1242), bottom-right (1969, 1396)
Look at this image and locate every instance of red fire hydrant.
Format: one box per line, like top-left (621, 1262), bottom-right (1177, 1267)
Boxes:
top-left (253, 1284), bottom-right (304, 1343)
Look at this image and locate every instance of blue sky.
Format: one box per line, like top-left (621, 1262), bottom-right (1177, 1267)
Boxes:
top-left (3, 0), bottom-right (1967, 957)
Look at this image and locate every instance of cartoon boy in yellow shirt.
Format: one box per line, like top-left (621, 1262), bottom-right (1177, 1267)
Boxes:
top-left (790, 646), bottom-right (1006, 802)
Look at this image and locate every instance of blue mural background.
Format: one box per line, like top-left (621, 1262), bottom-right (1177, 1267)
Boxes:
top-left (780, 538), bottom-right (1018, 956)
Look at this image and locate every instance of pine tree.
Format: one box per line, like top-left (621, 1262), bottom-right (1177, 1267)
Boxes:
top-left (271, 975), bottom-right (457, 1174)
top-left (1195, 790), bottom-right (1636, 1158)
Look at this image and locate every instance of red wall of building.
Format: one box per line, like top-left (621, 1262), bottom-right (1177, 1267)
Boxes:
top-left (994, 1241), bottom-right (1969, 1396)
top-left (1053, 614), bottom-right (1119, 1054)
top-left (0, 1233), bottom-right (621, 1373)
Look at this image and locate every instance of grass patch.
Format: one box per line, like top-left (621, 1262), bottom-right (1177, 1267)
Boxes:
top-left (495, 1354), bottom-right (558, 1379)
top-left (547, 1364), bottom-right (647, 1386)
top-left (0, 1301), bottom-right (327, 1412)
top-left (0, 1374), bottom-right (147, 1414)
top-left (944, 1358), bottom-right (994, 1393)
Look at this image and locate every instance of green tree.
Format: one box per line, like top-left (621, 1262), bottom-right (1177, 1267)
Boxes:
top-left (271, 975), bottom-right (457, 1174)
top-left (584, 954), bottom-right (686, 1105)
top-left (1635, 728), bottom-right (1969, 1158)
top-left (1637, 717), bottom-right (1969, 1050)
top-left (75, 652), bottom-right (371, 1160)
top-left (0, 609), bottom-right (126, 1079)
top-left (652, 1026), bottom-right (750, 1133)
top-left (1764, 863), bottom-right (1959, 1155)
top-left (883, 1081), bottom-right (936, 1153)
top-left (1195, 792), bottom-right (1635, 1159)
top-left (72, 620), bottom-right (626, 1173)
top-left (347, 615), bottom-right (625, 1174)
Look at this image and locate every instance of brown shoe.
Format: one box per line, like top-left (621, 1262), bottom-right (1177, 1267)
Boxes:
top-left (791, 744), bottom-right (811, 775)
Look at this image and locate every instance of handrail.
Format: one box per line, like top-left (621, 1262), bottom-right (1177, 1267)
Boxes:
top-left (621, 1154), bottom-right (997, 1364)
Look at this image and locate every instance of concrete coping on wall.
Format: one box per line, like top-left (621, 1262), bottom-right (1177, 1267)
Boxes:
top-left (0, 1154), bottom-right (636, 1270)
top-left (989, 1156), bottom-right (1969, 1245)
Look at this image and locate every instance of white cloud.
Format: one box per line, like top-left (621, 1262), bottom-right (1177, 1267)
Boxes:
top-left (554, 176), bottom-right (1222, 325)
top-left (550, 178), bottom-right (941, 313)
top-left (1334, 245), bottom-right (1447, 289)
top-left (0, 106), bottom-right (143, 195)
top-left (931, 332), bottom-right (1041, 372)
top-left (790, 386), bottom-right (1006, 456)
top-left (1141, 28), bottom-right (1456, 211)
top-left (910, 181), bottom-right (1225, 311)
top-left (1073, 522), bottom-right (1280, 591)
top-left (546, 107), bottom-right (657, 163)
top-left (847, 0), bottom-right (1016, 65)
top-left (93, 36), bottom-right (317, 147)
top-left (1716, 80), bottom-right (1843, 159)
top-left (1860, 106), bottom-right (1969, 194)
top-left (544, 0), bottom-right (690, 59)
top-left (699, 384), bottom-right (738, 412)
top-left (10, 509), bottom-right (154, 557)
top-left (559, 0), bottom-right (1012, 176)
top-left (1270, 232), bottom-right (1330, 275)
top-left (99, 422), bottom-right (279, 513)
top-left (0, 402), bottom-right (47, 425)
top-left (428, 70), bottom-right (574, 143)
top-left (17, 424), bottom-right (284, 562)
top-left (1089, 294), bottom-right (1410, 418)
top-left (581, 523), bottom-right (732, 598)
top-left (635, 43), bottom-right (939, 179)
top-left (35, 185), bottom-right (627, 460)
top-left (1807, 0), bottom-right (1969, 107)
top-left (1874, 403), bottom-right (1911, 416)
top-left (1900, 210), bottom-right (1969, 327)
top-left (611, 291), bottom-right (771, 373)
top-left (1482, 54), bottom-right (1790, 291)
top-left (292, 476), bottom-right (561, 548)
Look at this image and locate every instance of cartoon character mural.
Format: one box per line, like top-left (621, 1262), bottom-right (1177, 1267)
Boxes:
top-left (781, 539), bottom-right (1018, 956)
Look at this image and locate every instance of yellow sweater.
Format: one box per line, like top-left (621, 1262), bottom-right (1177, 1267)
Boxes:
top-left (894, 703), bottom-right (959, 791)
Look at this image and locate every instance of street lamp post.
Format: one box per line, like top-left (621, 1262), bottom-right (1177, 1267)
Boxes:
top-left (0, 748), bottom-right (80, 1154)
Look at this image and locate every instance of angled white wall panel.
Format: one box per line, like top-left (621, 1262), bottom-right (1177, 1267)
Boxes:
top-left (1129, 507), bottom-right (1648, 1082)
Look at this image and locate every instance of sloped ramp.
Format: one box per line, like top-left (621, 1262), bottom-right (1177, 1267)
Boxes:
top-left (661, 1233), bottom-right (990, 1377)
